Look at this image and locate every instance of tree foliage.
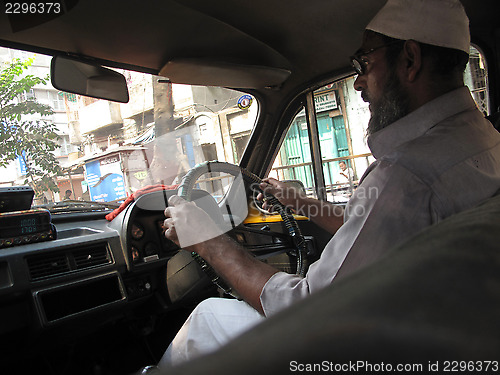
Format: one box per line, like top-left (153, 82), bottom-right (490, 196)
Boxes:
top-left (0, 57), bottom-right (62, 197)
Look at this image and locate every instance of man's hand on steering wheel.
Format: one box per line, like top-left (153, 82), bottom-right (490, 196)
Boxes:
top-left (163, 195), bottom-right (223, 250)
top-left (257, 177), bottom-right (307, 214)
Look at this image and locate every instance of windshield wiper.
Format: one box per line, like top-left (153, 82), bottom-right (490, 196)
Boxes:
top-left (34, 200), bottom-right (121, 213)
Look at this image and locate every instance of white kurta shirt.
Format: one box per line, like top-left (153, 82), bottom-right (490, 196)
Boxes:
top-left (260, 87), bottom-right (500, 316)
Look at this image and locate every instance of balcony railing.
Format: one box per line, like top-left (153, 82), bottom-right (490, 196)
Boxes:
top-left (270, 153), bottom-right (373, 203)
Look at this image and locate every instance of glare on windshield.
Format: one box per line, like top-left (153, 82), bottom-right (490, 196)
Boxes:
top-left (0, 47), bottom-right (258, 207)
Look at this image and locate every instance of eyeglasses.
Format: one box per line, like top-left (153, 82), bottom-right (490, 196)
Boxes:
top-left (350, 40), bottom-right (403, 75)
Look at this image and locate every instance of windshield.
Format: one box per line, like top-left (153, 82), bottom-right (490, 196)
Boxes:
top-left (0, 47), bottom-right (258, 210)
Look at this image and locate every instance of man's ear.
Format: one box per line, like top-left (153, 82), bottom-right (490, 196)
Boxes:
top-left (401, 40), bottom-right (422, 82)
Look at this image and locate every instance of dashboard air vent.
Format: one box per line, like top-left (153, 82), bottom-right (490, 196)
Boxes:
top-left (26, 242), bottom-right (112, 281)
top-left (73, 244), bottom-right (111, 269)
top-left (27, 253), bottom-right (70, 280)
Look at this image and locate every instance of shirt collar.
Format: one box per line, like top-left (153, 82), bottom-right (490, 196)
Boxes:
top-left (367, 87), bottom-right (477, 159)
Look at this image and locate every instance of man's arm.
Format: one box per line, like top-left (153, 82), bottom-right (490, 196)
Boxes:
top-left (164, 195), bottom-right (279, 314)
top-left (192, 234), bottom-right (279, 314)
top-left (163, 177), bottom-right (345, 314)
top-left (258, 178), bottom-right (344, 234)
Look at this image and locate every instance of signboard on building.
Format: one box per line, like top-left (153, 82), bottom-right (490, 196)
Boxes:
top-left (314, 91), bottom-right (337, 112)
top-left (85, 155), bottom-right (126, 202)
top-left (298, 90), bottom-right (338, 117)
top-left (16, 151), bottom-right (27, 175)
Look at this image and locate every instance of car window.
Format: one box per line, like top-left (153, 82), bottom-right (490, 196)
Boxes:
top-left (465, 45), bottom-right (490, 116)
top-left (269, 76), bottom-right (374, 203)
top-left (0, 47), bottom-right (258, 207)
top-left (271, 44), bottom-right (491, 203)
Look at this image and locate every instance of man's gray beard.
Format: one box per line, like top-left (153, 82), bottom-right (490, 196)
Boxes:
top-left (367, 72), bottom-right (411, 136)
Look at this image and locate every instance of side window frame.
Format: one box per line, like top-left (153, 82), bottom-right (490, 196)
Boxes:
top-left (271, 75), bottom-right (373, 203)
top-left (305, 91), bottom-right (328, 201)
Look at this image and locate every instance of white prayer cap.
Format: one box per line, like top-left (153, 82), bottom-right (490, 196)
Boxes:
top-left (366, 0), bottom-right (470, 53)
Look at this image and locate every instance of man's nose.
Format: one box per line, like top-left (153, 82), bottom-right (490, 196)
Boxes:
top-left (353, 74), bottom-right (365, 91)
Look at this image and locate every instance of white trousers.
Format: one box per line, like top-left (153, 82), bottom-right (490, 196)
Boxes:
top-left (158, 297), bottom-right (265, 369)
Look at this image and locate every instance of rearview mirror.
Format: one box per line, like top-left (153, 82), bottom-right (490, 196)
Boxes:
top-left (50, 56), bottom-right (129, 103)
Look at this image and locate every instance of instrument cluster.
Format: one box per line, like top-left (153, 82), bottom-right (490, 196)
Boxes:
top-left (127, 212), bottom-right (179, 265)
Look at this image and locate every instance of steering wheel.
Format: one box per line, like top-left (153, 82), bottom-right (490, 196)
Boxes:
top-left (177, 161), bottom-right (308, 296)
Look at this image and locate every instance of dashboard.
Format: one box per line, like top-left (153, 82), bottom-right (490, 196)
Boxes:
top-left (0, 215), bottom-right (126, 331)
top-left (0, 188), bottom-right (326, 361)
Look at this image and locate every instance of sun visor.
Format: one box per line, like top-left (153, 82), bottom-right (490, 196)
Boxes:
top-left (159, 59), bottom-right (291, 89)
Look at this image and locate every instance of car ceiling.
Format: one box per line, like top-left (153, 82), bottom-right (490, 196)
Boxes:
top-left (0, 0), bottom-right (497, 96)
